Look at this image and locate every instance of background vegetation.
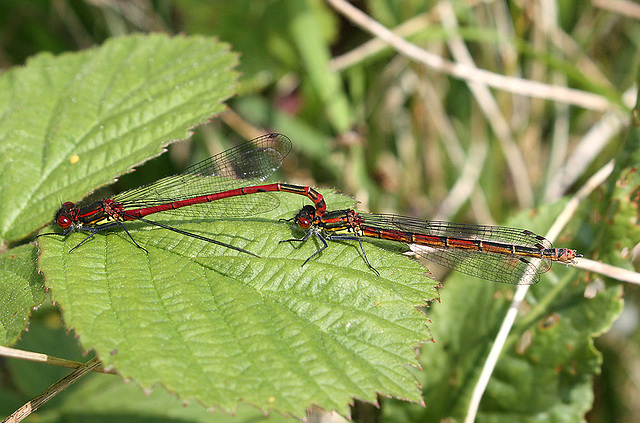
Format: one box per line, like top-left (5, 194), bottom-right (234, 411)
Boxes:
top-left (0, 0), bottom-right (638, 422)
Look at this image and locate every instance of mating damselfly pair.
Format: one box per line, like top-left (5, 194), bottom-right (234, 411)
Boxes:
top-left (39, 133), bottom-right (580, 285)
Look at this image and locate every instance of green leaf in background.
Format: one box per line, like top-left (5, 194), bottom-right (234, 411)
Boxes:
top-left (284, 0), bottom-right (353, 133)
top-left (0, 244), bottom-right (44, 346)
top-left (38, 190), bottom-right (439, 417)
top-left (384, 200), bottom-right (623, 422)
top-left (595, 121), bottom-right (640, 272)
top-left (0, 33), bottom-right (238, 242)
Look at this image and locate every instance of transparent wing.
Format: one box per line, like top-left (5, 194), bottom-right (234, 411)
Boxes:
top-left (113, 133), bottom-right (291, 218)
top-left (357, 212), bottom-right (553, 285)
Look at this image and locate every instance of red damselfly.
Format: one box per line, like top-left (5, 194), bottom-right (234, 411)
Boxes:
top-left (283, 205), bottom-right (581, 284)
top-left (39, 134), bottom-right (325, 255)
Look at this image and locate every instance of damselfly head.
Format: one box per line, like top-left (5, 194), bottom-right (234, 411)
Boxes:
top-left (55, 202), bottom-right (77, 229)
top-left (294, 205), bottom-right (317, 229)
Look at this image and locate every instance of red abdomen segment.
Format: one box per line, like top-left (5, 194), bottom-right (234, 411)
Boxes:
top-left (121, 183), bottom-right (326, 220)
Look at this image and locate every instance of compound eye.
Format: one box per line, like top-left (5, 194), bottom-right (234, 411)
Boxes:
top-left (57, 215), bottom-right (72, 229)
top-left (297, 216), bottom-right (311, 229)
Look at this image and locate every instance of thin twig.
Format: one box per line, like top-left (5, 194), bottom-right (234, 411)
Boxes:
top-left (330, 12), bottom-right (435, 71)
top-left (3, 357), bottom-right (102, 423)
top-left (576, 258), bottom-right (640, 285)
top-left (0, 345), bottom-right (115, 374)
top-left (593, 0), bottom-right (640, 20)
top-left (330, 0), bottom-right (483, 72)
top-left (325, 0), bottom-right (614, 112)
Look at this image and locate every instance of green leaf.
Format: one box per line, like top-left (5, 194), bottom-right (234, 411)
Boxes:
top-left (595, 119), bottom-right (640, 270)
top-left (0, 244), bottom-right (44, 346)
top-left (0, 33), bottom-right (238, 242)
top-left (2, 309), bottom-right (286, 422)
top-left (383, 200), bottom-right (622, 422)
top-left (37, 191), bottom-right (439, 417)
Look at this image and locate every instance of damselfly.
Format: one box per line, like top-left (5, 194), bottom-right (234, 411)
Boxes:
top-left (40, 134), bottom-right (325, 255)
top-left (283, 205), bottom-right (581, 284)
